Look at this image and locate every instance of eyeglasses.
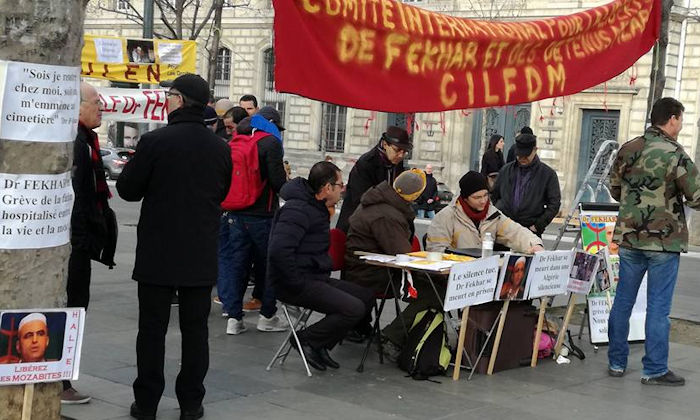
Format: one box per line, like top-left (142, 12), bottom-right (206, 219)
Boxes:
top-left (389, 145), bottom-right (407, 155)
top-left (165, 91), bottom-right (182, 98)
top-left (331, 182), bottom-right (345, 188)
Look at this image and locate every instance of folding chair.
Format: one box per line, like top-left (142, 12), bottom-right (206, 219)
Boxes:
top-left (266, 304), bottom-right (314, 377)
top-left (357, 270), bottom-right (408, 372)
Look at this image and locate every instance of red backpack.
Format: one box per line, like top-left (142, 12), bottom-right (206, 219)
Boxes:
top-left (221, 130), bottom-right (269, 211)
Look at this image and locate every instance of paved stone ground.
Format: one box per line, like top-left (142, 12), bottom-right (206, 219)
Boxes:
top-left (60, 190), bottom-right (700, 420)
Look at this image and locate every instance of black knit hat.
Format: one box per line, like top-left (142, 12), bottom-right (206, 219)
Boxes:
top-left (162, 74), bottom-right (209, 108)
top-left (459, 171), bottom-right (489, 198)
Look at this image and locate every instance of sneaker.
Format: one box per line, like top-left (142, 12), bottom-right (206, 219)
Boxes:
top-left (608, 367), bottom-right (625, 377)
top-left (257, 314), bottom-right (288, 332)
top-left (221, 311), bottom-right (229, 318)
top-left (641, 370), bottom-right (685, 386)
top-left (243, 298), bottom-right (262, 312)
top-left (226, 318), bottom-right (247, 335)
top-left (61, 387), bottom-right (91, 404)
top-left (213, 296), bottom-right (222, 305)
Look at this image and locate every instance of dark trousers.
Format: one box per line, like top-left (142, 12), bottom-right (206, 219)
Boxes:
top-left (133, 283), bottom-right (212, 414)
top-left (279, 279), bottom-right (373, 350)
top-left (63, 249), bottom-right (91, 391)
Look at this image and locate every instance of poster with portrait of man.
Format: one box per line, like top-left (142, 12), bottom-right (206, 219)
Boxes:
top-left (495, 253), bottom-right (533, 301)
top-left (0, 308), bottom-right (86, 386)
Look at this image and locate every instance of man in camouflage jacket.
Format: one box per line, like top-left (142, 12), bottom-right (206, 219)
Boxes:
top-left (608, 97), bottom-right (700, 386)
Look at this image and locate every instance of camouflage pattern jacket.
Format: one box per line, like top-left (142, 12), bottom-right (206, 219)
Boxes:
top-left (611, 126), bottom-right (700, 252)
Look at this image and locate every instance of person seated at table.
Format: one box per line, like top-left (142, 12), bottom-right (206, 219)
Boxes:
top-left (268, 161), bottom-right (374, 371)
top-left (381, 171), bottom-right (544, 357)
top-left (343, 169), bottom-right (427, 292)
top-left (342, 169), bottom-right (426, 343)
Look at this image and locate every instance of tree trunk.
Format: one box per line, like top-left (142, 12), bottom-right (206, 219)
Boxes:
top-left (0, 1), bottom-right (87, 418)
top-left (647, 0), bottom-right (674, 120)
top-left (207, 0), bottom-right (224, 92)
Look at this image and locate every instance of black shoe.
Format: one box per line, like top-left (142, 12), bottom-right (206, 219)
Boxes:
top-left (317, 348), bottom-right (340, 369)
top-left (289, 337), bottom-right (326, 371)
top-left (641, 370), bottom-right (685, 386)
top-left (180, 405), bottom-right (204, 420)
top-left (130, 402), bottom-right (155, 420)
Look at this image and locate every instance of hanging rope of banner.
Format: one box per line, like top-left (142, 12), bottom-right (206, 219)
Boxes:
top-left (602, 82), bottom-right (609, 112)
top-left (363, 111), bottom-right (376, 135)
top-left (628, 65), bottom-right (638, 86)
top-left (538, 102), bottom-right (546, 123)
top-left (406, 113), bottom-right (415, 135)
top-left (439, 112), bottom-right (446, 135)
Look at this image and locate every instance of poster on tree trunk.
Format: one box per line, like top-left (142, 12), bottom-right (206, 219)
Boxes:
top-left (0, 60), bottom-right (80, 143)
top-left (0, 308), bottom-right (86, 385)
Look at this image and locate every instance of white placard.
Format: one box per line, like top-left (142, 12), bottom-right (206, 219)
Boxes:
top-left (588, 282), bottom-right (646, 344)
top-left (0, 172), bottom-right (73, 249)
top-left (526, 251), bottom-right (574, 299)
top-left (93, 37), bottom-right (124, 63)
top-left (566, 251), bottom-right (599, 294)
top-left (0, 60), bottom-right (79, 142)
top-left (157, 42), bottom-right (183, 65)
top-left (0, 308), bottom-right (86, 385)
top-left (97, 87), bottom-right (168, 123)
top-left (443, 256), bottom-right (500, 311)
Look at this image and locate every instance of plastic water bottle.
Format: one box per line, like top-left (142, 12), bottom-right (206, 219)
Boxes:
top-left (482, 232), bottom-right (494, 257)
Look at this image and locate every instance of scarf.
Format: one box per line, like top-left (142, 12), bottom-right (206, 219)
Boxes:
top-left (512, 155), bottom-right (539, 211)
top-left (458, 196), bottom-right (490, 228)
top-left (80, 123), bottom-right (112, 206)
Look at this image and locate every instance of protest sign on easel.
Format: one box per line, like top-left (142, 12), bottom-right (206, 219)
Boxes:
top-left (443, 255), bottom-right (500, 380)
top-left (525, 250), bottom-right (574, 367)
top-left (486, 253), bottom-right (533, 375)
top-left (554, 251), bottom-right (598, 355)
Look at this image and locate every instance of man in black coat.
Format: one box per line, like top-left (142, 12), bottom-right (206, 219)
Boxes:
top-left (268, 162), bottom-right (373, 371)
top-left (61, 82), bottom-right (116, 405)
top-left (336, 126), bottom-right (412, 232)
top-left (492, 133), bottom-right (561, 237)
top-left (116, 74), bottom-right (232, 420)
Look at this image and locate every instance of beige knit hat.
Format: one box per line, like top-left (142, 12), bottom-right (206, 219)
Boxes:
top-left (393, 169), bottom-right (427, 202)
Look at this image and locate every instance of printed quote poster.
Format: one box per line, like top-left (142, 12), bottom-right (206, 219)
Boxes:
top-left (0, 172), bottom-right (74, 249)
top-left (0, 60), bottom-right (80, 142)
top-left (0, 309), bottom-right (86, 385)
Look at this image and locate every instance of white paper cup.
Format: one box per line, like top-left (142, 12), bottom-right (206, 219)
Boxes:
top-left (426, 252), bottom-right (443, 262)
top-left (396, 254), bottom-right (411, 263)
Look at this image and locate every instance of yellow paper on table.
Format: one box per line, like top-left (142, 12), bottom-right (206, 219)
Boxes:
top-left (407, 251), bottom-right (475, 262)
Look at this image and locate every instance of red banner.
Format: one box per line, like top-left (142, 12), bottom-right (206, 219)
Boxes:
top-left (273, 0), bottom-right (660, 112)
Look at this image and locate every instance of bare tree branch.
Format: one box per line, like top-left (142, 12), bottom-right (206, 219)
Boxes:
top-left (191, 1), bottom-right (219, 40)
top-left (191, 0), bottom-right (201, 40)
top-left (154, 0), bottom-right (178, 39)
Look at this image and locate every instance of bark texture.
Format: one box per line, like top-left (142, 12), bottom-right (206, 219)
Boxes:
top-left (0, 1), bottom-right (87, 418)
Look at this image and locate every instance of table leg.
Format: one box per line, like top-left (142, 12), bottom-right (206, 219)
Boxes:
top-left (452, 306), bottom-right (470, 381)
top-left (531, 297), bottom-right (549, 367)
top-left (487, 300), bottom-right (510, 375)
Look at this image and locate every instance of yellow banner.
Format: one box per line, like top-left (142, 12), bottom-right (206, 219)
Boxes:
top-left (81, 35), bottom-right (196, 83)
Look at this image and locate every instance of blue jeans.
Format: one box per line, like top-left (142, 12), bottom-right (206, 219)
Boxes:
top-left (217, 213), bottom-right (277, 320)
top-left (608, 247), bottom-right (680, 377)
top-left (416, 209), bottom-right (435, 219)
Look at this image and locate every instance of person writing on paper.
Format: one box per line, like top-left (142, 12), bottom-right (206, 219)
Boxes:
top-left (426, 171), bottom-right (544, 254)
top-left (342, 170), bottom-right (426, 345)
top-left (16, 313), bottom-right (49, 363)
top-left (499, 256), bottom-right (528, 300)
top-left (380, 172), bottom-right (544, 358)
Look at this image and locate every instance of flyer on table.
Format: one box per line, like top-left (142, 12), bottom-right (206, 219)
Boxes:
top-left (0, 308), bottom-right (86, 386)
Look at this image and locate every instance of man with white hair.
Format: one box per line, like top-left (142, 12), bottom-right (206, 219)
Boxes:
top-left (16, 313), bottom-right (49, 363)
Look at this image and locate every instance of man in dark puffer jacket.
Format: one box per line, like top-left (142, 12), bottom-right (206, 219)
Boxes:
top-left (268, 161), bottom-right (373, 371)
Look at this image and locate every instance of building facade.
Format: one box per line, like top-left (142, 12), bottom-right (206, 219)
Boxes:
top-left (85, 0), bottom-right (700, 241)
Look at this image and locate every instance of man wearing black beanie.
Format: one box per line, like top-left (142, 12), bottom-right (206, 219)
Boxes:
top-left (118, 74), bottom-right (232, 420)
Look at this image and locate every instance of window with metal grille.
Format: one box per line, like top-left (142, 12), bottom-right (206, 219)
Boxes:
top-left (321, 103), bottom-right (347, 153)
top-left (216, 47), bottom-right (231, 81)
top-left (263, 48), bottom-right (275, 92)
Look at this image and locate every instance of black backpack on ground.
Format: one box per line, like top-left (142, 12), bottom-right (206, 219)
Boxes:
top-left (398, 308), bottom-right (452, 380)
